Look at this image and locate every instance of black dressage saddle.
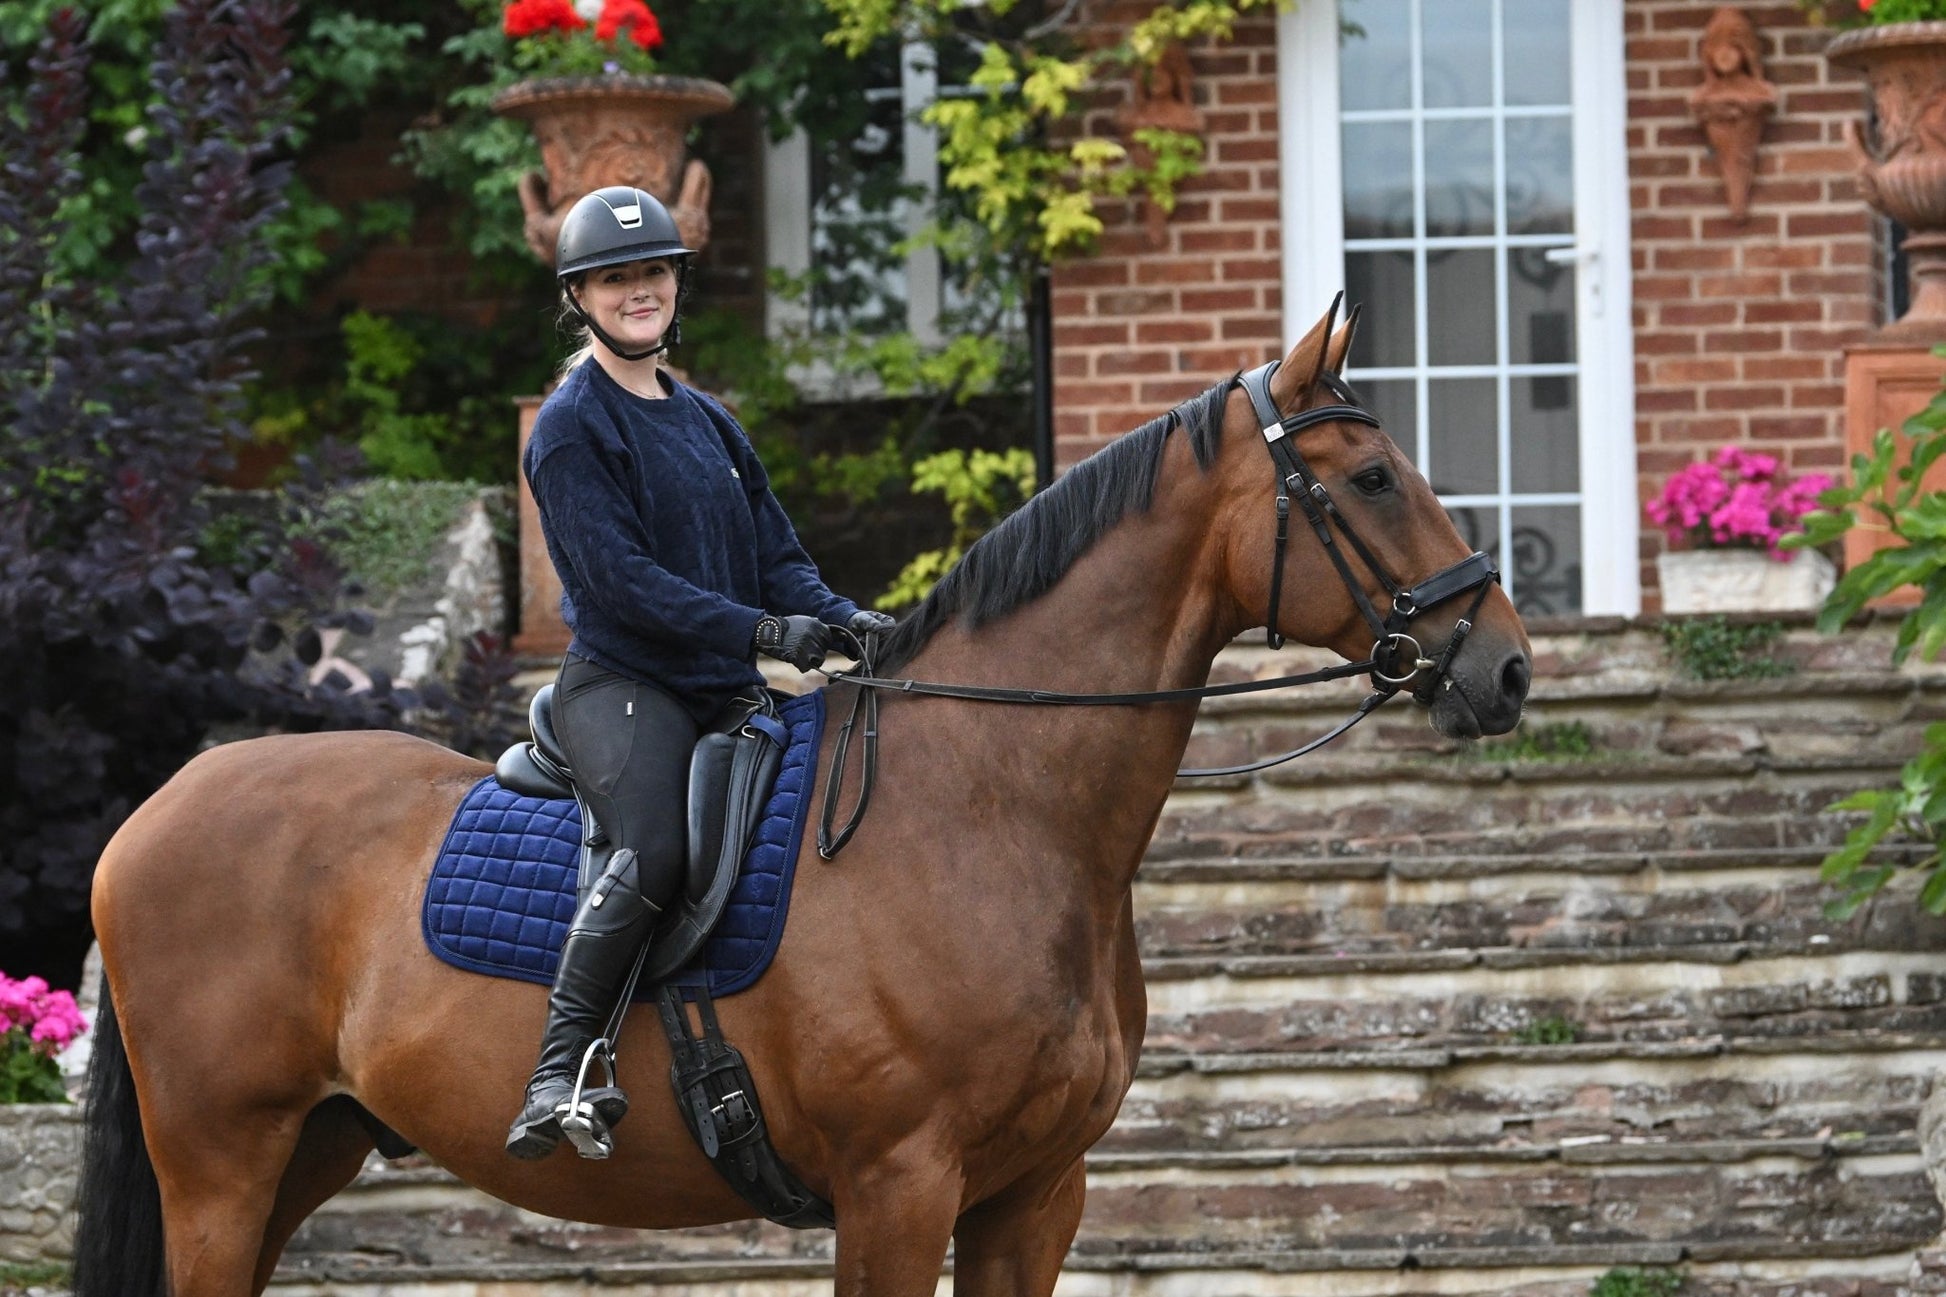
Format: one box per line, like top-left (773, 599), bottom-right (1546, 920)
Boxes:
top-left (491, 684), bottom-right (786, 983)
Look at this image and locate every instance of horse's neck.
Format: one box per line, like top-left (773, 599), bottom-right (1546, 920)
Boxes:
top-left (899, 467), bottom-right (1235, 897)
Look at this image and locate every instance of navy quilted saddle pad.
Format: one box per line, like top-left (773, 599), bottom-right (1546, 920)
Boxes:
top-left (422, 689), bottom-right (825, 998)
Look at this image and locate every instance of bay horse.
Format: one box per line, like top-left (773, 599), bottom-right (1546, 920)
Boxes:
top-left (74, 301), bottom-right (1531, 1296)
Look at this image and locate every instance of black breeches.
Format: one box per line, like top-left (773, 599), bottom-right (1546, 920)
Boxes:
top-left (555, 653), bottom-right (696, 912)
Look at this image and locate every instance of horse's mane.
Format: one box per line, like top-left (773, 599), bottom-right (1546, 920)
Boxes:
top-left (873, 377), bottom-right (1235, 673)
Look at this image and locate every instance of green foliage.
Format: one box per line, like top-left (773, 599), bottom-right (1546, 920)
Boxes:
top-left (881, 448), bottom-right (1037, 608)
top-left (1659, 617), bottom-right (1793, 681)
top-left (823, 0), bottom-right (1276, 260)
top-left (0, 1030), bottom-right (67, 1104)
top-left (0, 1262), bottom-right (70, 1292)
top-left (301, 481), bottom-right (494, 597)
top-left (4, 2), bottom-right (433, 301)
top-left (1472, 720), bottom-right (1597, 763)
top-left (1590, 1268), bottom-right (1683, 1297)
top-left (1792, 350), bottom-right (1946, 917)
top-left (1513, 1015), bottom-right (1580, 1046)
top-left (1802, 0), bottom-right (1946, 26)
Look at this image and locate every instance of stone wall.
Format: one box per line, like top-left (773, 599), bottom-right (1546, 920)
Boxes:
top-left (0, 1106), bottom-right (79, 1269)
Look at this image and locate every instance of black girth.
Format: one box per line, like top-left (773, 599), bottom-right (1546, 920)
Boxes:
top-left (815, 361), bottom-right (1502, 857)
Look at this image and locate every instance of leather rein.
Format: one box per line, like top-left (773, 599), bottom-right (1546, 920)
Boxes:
top-left (814, 360), bottom-right (1501, 859)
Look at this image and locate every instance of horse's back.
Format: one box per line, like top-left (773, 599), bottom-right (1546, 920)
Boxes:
top-left (92, 730), bottom-right (486, 1085)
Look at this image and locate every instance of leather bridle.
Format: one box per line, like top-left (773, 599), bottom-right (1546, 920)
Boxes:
top-left (814, 363), bottom-right (1504, 858)
top-left (1240, 360), bottom-right (1500, 704)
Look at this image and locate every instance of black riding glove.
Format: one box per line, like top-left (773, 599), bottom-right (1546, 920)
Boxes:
top-left (753, 614), bottom-right (832, 672)
top-left (847, 609), bottom-right (896, 637)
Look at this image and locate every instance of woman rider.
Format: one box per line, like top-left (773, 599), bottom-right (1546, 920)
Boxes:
top-left (506, 186), bottom-right (894, 1161)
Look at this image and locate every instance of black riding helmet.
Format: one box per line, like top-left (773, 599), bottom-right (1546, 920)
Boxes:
top-left (556, 186), bottom-right (695, 362)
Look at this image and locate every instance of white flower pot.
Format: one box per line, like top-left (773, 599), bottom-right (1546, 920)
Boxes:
top-left (1658, 548), bottom-right (1836, 615)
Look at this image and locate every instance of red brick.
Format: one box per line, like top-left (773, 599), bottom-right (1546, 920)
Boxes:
top-left (1135, 261), bottom-right (1217, 285)
top-left (1219, 315), bottom-right (1282, 340)
top-left (1702, 385), bottom-right (1786, 411)
top-left (1659, 301), bottom-right (1738, 327)
top-left (1179, 228), bottom-right (1259, 254)
top-left (1181, 287), bottom-right (1257, 312)
top-left (1096, 349), bottom-right (1176, 376)
top-left (1135, 319), bottom-right (1215, 344)
top-left (1056, 322), bottom-right (1132, 347)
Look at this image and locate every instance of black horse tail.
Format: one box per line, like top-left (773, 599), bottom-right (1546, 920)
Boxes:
top-left (71, 981), bottom-right (166, 1297)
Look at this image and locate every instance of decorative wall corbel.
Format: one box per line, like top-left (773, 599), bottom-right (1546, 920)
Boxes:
top-left (1690, 7), bottom-right (1777, 222)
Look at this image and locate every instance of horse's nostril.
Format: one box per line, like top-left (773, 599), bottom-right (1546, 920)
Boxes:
top-left (1502, 653), bottom-right (1532, 700)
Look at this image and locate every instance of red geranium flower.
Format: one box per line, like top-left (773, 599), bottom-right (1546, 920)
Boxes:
top-left (597, 0), bottom-right (664, 50)
top-left (503, 0), bottom-right (586, 39)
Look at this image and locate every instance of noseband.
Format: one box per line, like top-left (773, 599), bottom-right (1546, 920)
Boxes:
top-left (1239, 360), bottom-right (1499, 704)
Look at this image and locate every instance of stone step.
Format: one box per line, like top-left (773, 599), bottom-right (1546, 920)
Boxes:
top-left (269, 1253), bottom-right (1921, 1296)
top-left (1108, 1045), bottom-right (1944, 1159)
top-left (1152, 758), bottom-right (1908, 861)
top-left (1132, 853), bottom-right (1946, 966)
top-left (279, 1133), bottom-right (1936, 1276)
top-left (1139, 952), bottom-right (1946, 1057)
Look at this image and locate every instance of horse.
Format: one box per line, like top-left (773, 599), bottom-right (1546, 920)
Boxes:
top-left (73, 299), bottom-right (1532, 1296)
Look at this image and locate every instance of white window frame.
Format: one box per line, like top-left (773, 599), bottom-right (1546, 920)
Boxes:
top-left (1277, 0), bottom-right (1638, 616)
top-left (763, 39), bottom-right (944, 397)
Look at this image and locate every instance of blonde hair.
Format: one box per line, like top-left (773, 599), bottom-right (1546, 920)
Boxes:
top-left (556, 284), bottom-right (595, 376)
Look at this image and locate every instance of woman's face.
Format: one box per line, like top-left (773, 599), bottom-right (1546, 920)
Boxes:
top-left (576, 257), bottom-right (678, 353)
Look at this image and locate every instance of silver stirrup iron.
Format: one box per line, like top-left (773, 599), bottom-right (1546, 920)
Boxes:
top-left (558, 1037), bottom-right (617, 1159)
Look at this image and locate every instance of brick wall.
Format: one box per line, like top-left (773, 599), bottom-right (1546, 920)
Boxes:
top-left (1051, 1), bottom-right (1892, 613)
top-left (1054, 3), bottom-right (1286, 466)
top-left (1625, 0), bottom-right (1880, 610)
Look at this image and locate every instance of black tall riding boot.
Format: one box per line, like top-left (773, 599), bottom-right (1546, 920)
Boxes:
top-left (505, 849), bottom-right (659, 1161)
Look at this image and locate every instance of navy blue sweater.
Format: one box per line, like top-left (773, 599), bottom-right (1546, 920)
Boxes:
top-left (524, 362), bottom-right (857, 719)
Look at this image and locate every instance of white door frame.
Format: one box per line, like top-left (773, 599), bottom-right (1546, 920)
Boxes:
top-left (1276, 0), bottom-right (1638, 616)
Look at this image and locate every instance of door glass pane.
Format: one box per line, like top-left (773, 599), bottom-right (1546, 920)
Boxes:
top-left (1427, 378), bottom-right (1498, 496)
top-left (1337, 0), bottom-right (1583, 614)
top-left (1505, 115), bottom-right (1574, 234)
top-left (1511, 377), bottom-right (1578, 492)
top-left (1424, 118), bottom-right (1495, 237)
top-left (1508, 248), bottom-right (1575, 364)
top-left (1346, 250), bottom-right (1416, 367)
top-left (1361, 378), bottom-right (1418, 466)
top-left (1504, 0), bottom-right (1571, 107)
top-left (1343, 122), bottom-right (1414, 239)
top-left (1340, 0), bottom-right (1412, 111)
top-left (1423, 0), bottom-right (1493, 109)
top-left (1510, 504), bottom-right (1583, 616)
top-left (1427, 249), bottom-right (1495, 366)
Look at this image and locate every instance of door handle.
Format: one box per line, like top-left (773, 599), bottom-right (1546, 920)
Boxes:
top-left (1542, 245), bottom-right (1602, 318)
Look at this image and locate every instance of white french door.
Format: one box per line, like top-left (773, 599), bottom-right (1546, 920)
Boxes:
top-left (1278, 0), bottom-right (1637, 616)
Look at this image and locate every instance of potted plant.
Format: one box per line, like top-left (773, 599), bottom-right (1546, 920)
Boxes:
top-left (1648, 447), bottom-right (1836, 614)
top-left (471, 0), bottom-right (732, 266)
top-left (1817, 0), bottom-right (1946, 334)
top-left (0, 973), bottom-right (87, 1272)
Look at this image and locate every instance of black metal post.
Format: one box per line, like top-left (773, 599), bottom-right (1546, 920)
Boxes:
top-left (1029, 259), bottom-right (1055, 491)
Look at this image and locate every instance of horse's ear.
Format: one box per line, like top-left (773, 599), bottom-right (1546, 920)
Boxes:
top-left (1327, 303), bottom-right (1362, 376)
top-left (1270, 292), bottom-right (1344, 411)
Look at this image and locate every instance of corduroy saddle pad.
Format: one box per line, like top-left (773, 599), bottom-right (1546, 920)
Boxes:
top-left (422, 689), bottom-right (824, 997)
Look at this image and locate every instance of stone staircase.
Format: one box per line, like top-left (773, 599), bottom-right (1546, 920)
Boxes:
top-left (273, 615), bottom-right (1946, 1296)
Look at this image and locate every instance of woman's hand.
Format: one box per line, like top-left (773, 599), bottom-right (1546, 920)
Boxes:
top-left (754, 614), bottom-right (832, 672)
top-left (846, 610), bottom-right (896, 637)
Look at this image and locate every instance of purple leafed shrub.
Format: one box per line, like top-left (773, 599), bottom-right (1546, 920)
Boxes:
top-left (0, 1), bottom-right (428, 978)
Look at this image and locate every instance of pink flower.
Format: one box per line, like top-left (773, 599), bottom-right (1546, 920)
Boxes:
top-left (1648, 448), bottom-right (1830, 559)
top-left (0, 972), bottom-right (87, 1057)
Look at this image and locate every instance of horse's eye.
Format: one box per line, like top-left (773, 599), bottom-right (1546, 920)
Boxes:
top-left (1352, 467), bottom-right (1391, 496)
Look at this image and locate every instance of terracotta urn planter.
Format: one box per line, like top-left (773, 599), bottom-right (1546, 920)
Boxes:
top-left (492, 73), bottom-right (734, 266)
top-left (1657, 548), bottom-right (1836, 615)
top-left (1826, 22), bottom-right (1946, 337)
